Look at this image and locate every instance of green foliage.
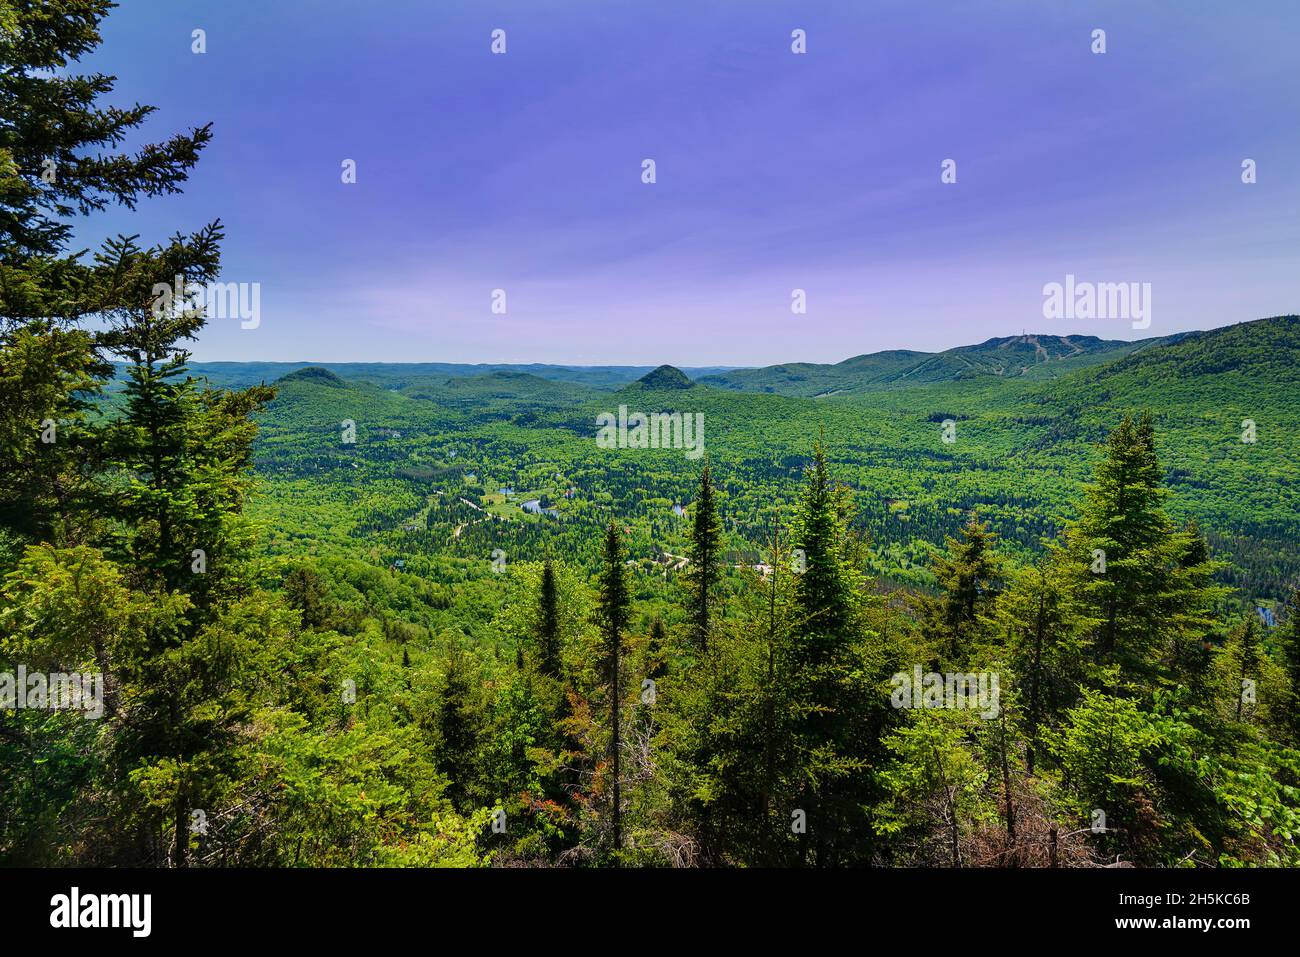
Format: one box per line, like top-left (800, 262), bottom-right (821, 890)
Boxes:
top-left (925, 514), bottom-right (1002, 664)
top-left (684, 463), bottom-right (722, 651)
top-left (2, 4), bottom-right (1298, 870)
top-left (876, 708), bottom-right (997, 866)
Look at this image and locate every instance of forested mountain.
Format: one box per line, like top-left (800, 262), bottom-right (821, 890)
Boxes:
top-left (3, 2), bottom-right (1299, 874)
top-left (244, 315), bottom-right (1300, 602)
top-left (172, 361), bottom-right (736, 392)
top-left (625, 364), bottom-right (696, 391)
top-left (699, 333), bottom-right (1159, 396)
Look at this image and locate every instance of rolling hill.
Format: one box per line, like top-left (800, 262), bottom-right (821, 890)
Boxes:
top-left (248, 315), bottom-right (1300, 600)
top-left (698, 334), bottom-right (1164, 396)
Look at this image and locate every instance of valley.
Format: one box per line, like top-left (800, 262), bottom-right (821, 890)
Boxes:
top-left (239, 314), bottom-right (1300, 607)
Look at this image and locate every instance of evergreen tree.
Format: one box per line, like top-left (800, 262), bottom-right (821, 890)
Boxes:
top-left (0, 323), bottom-right (102, 546)
top-left (876, 708), bottom-right (990, 866)
top-left (995, 559), bottom-right (1093, 773)
top-left (667, 519), bottom-right (799, 866)
top-left (284, 566), bottom-right (332, 630)
top-left (1050, 681), bottom-right (1163, 861)
top-left (595, 522), bottom-right (630, 853)
top-left (1282, 588), bottom-right (1300, 744)
top-left (436, 650), bottom-right (479, 811)
top-left (926, 514), bottom-right (1001, 664)
top-left (1, 0), bottom-right (212, 551)
top-left (0, 2), bottom-right (279, 867)
top-left (1229, 616), bottom-right (1261, 723)
top-left (792, 441), bottom-right (855, 643)
top-left (1161, 520), bottom-right (1227, 691)
top-left (1069, 414), bottom-right (1168, 666)
top-left (1063, 413), bottom-right (1223, 677)
top-left (91, 230), bottom-right (273, 866)
top-left (537, 560), bottom-right (562, 677)
top-left (785, 441), bottom-right (897, 866)
top-left (684, 463), bottom-right (722, 651)
top-left (645, 616), bottom-right (668, 680)
top-left (0, 1), bottom-right (210, 268)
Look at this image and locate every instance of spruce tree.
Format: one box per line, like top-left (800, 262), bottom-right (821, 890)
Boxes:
top-left (1071, 414), bottom-right (1167, 664)
top-left (1065, 413), bottom-right (1222, 677)
top-left (537, 560), bottom-right (562, 677)
top-left (436, 650), bottom-right (479, 811)
top-left (927, 514), bottom-right (1001, 664)
top-left (0, 1), bottom-right (211, 268)
top-left (792, 441), bottom-right (854, 645)
top-left (285, 566), bottom-right (331, 630)
top-left (1230, 616), bottom-right (1261, 723)
top-left (645, 616), bottom-right (668, 680)
top-left (596, 522), bottom-right (630, 852)
top-left (785, 441), bottom-right (894, 866)
top-left (0, 3), bottom-right (277, 867)
top-left (1, 0), bottom-right (213, 550)
top-left (684, 463), bottom-right (722, 651)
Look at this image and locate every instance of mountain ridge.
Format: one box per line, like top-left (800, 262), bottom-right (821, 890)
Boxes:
top-left (698, 333), bottom-right (1165, 396)
top-left (208, 317), bottom-right (1296, 399)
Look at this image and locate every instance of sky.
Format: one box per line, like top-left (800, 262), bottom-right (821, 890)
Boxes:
top-left (78, 0), bottom-right (1300, 365)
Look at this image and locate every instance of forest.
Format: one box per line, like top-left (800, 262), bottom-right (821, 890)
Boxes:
top-left (3, 2), bottom-right (1300, 870)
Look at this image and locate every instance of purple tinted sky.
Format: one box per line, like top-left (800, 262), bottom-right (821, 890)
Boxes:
top-left (81, 0), bottom-right (1299, 365)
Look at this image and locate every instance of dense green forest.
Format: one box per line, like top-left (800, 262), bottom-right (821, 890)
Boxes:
top-left (3, 2), bottom-right (1300, 869)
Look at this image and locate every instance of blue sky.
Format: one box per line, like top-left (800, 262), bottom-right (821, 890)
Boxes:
top-left (80, 0), bottom-right (1300, 364)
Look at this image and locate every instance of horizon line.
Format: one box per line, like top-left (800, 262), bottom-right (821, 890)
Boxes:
top-left (183, 314), bottom-right (1298, 369)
